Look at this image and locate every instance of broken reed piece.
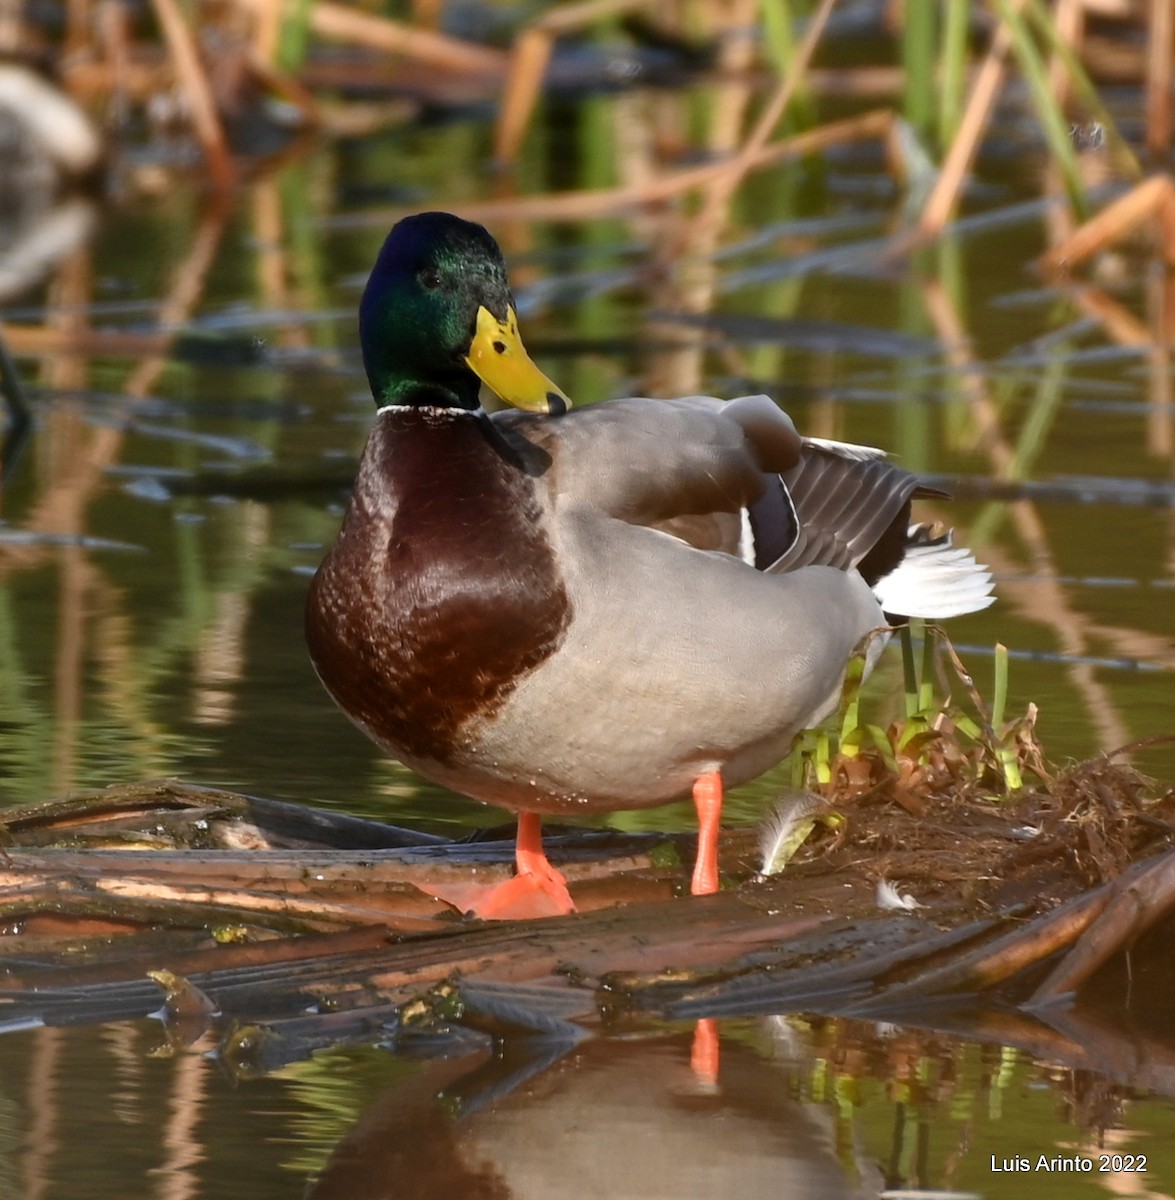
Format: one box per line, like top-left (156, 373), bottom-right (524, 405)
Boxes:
top-left (493, 0), bottom-right (652, 166)
top-left (150, 0), bottom-right (235, 190)
top-left (249, 0), bottom-right (284, 66)
top-left (904, 2), bottom-right (1020, 251)
top-left (677, 0), bottom-right (838, 256)
top-left (357, 108), bottom-right (896, 228)
top-left (1146, 0), bottom-right (1174, 162)
top-left (286, 0), bottom-right (505, 75)
top-left (494, 27), bottom-right (553, 167)
top-left (1038, 173), bottom-right (1175, 273)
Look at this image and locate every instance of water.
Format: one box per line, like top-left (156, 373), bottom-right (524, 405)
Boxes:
top-left (3, 1016), bottom-right (1173, 1199)
top-left (2, 53), bottom-right (1174, 1200)
top-left (3, 182), bottom-right (1171, 818)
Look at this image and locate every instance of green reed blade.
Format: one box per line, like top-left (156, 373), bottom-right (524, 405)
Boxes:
top-left (902, 0), bottom-right (937, 147)
top-left (992, 642), bottom-right (1023, 792)
top-left (760, 0), bottom-right (818, 128)
top-left (987, 0), bottom-right (1089, 219)
top-left (900, 624), bottom-right (919, 718)
top-left (939, 0), bottom-right (970, 150)
top-left (1023, 0), bottom-right (1141, 180)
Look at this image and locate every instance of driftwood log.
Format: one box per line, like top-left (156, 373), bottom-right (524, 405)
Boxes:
top-left (0, 778), bottom-right (1173, 1084)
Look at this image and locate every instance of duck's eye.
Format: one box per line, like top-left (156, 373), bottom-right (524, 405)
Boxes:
top-left (418, 268), bottom-right (443, 291)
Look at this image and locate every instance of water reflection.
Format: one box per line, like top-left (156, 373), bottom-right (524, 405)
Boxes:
top-left (6, 1012), bottom-right (1171, 1200)
top-left (308, 1034), bottom-right (879, 1200)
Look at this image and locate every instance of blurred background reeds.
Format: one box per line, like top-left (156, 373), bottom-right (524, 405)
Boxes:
top-left (3, 5), bottom-right (1175, 1197)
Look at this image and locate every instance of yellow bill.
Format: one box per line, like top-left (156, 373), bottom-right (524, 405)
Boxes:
top-left (466, 305), bottom-right (571, 415)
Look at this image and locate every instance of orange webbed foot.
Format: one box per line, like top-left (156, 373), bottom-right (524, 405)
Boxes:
top-left (465, 864), bottom-right (575, 919)
top-left (422, 811), bottom-right (575, 920)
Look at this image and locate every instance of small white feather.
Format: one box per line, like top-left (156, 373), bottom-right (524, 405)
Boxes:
top-left (758, 790), bottom-right (833, 876)
top-left (876, 878), bottom-right (925, 911)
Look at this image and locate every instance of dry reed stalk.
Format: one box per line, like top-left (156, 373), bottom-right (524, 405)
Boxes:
top-left (44, 243), bottom-right (94, 397)
top-left (1146, 265), bottom-right (1174, 455)
top-left (64, 0), bottom-right (92, 59)
top-left (1069, 284), bottom-right (1152, 346)
top-left (1080, 32), bottom-right (1143, 80)
top-left (53, 544), bottom-right (87, 792)
top-left (643, 0), bottom-right (759, 400)
top-left (21, 263), bottom-right (95, 785)
top-left (1081, 0), bottom-right (1143, 13)
top-left (345, 108), bottom-right (894, 227)
top-left (33, 264), bottom-right (94, 790)
top-left (92, 0), bottom-right (137, 120)
top-left (1147, 0), bottom-right (1174, 160)
top-left (494, 0), bottom-right (662, 165)
top-left (150, 0), bottom-right (235, 190)
top-left (0, 325), bottom-right (173, 358)
top-left (983, 534), bottom-right (1175, 665)
top-left (252, 181), bottom-right (308, 348)
top-left (796, 66), bottom-right (905, 97)
top-left (533, 0), bottom-right (654, 36)
top-left (0, 0), bottom-right (20, 53)
top-left (86, 572), bottom-right (167, 780)
top-left (1038, 173), bottom-right (1175, 272)
top-left (495, 28), bottom-right (554, 165)
top-left (700, 0), bottom-right (761, 163)
top-left (681, 0), bottom-right (839, 252)
top-left (1156, 256), bottom-right (1175, 344)
top-left (921, 278), bottom-right (1017, 477)
top-left (1047, 0), bottom-right (1085, 109)
top-left (911, 2), bottom-right (1024, 245)
top-left (124, 203), bottom-right (229, 398)
top-left (288, 0), bottom-right (506, 75)
top-left (411, 0), bottom-right (441, 27)
top-left (65, 58), bottom-right (171, 102)
top-left (250, 0), bottom-right (283, 64)
top-left (247, 48), bottom-right (320, 125)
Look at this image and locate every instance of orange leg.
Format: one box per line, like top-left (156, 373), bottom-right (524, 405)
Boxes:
top-left (691, 770), bottom-right (723, 895)
top-left (468, 812), bottom-right (575, 919)
top-left (515, 811), bottom-right (557, 879)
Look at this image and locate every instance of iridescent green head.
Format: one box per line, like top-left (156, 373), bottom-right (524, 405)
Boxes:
top-left (358, 212), bottom-right (569, 414)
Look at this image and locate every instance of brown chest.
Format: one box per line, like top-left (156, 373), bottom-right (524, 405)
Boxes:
top-left (305, 410), bottom-right (570, 765)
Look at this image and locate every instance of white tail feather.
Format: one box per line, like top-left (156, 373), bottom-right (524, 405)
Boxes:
top-left (873, 526), bottom-right (995, 619)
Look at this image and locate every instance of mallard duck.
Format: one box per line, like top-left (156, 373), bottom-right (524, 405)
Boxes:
top-left (306, 211), bottom-right (994, 918)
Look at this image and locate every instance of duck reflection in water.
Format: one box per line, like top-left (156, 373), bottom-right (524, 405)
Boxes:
top-left (305, 1031), bottom-right (881, 1200)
